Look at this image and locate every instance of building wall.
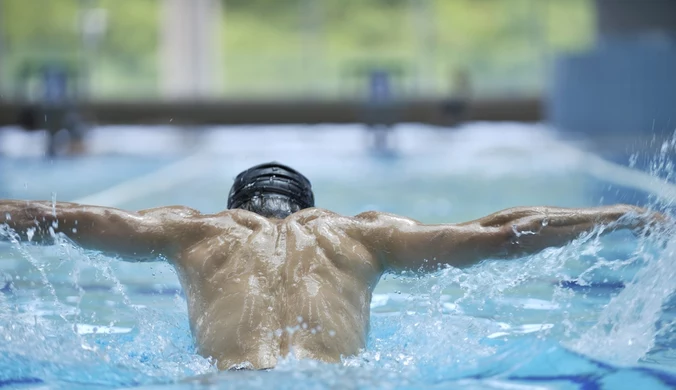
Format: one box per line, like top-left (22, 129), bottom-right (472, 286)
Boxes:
top-left (549, 0), bottom-right (676, 138)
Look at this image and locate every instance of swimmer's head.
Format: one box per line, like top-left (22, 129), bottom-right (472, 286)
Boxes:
top-left (228, 162), bottom-right (315, 219)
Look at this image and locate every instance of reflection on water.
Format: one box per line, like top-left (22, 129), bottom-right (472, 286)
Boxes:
top-left (1, 123), bottom-right (676, 389)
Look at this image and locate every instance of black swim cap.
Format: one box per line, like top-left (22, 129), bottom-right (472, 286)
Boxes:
top-left (228, 162), bottom-right (315, 210)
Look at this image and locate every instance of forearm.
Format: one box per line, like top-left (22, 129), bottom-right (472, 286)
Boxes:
top-left (1, 200), bottom-right (184, 261)
top-left (353, 206), bottom-right (660, 273)
top-left (0, 200), bottom-right (74, 243)
top-left (1, 199), bottom-right (136, 250)
top-left (496, 205), bottom-right (649, 258)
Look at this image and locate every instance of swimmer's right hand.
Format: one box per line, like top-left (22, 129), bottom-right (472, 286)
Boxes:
top-left (623, 205), bottom-right (671, 236)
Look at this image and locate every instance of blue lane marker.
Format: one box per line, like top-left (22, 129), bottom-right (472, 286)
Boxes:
top-left (0, 377), bottom-right (44, 388)
top-left (507, 374), bottom-right (603, 390)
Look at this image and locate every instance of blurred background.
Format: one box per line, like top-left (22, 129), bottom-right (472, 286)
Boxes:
top-left (1, 0), bottom-right (590, 100)
top-left (0, 0), bottom-right (674, 189)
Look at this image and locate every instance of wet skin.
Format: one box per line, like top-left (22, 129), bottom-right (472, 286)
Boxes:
top-left (0, 201), bottom-right (662, 369)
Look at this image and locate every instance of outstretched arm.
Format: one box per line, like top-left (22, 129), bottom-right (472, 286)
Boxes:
top-left (350, 205), bottom-right (664, 272)
top-left (0, 200), bottom-right (208, 261)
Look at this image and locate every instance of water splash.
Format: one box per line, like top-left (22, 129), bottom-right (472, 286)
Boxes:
top-left (561, 131), bottom-right (676, 365)
top-left (0, 228), bottom-right (214, 387)
top-left (2, 127), bottom-right (676, 388)
top-left (569, 235), bottom-right (676, 364)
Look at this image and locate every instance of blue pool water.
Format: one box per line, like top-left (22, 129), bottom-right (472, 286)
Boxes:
top-left (1, 123), bottom-right (675, 389)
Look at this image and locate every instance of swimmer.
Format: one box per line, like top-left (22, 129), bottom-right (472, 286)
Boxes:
top-left (0, 162), bottom-right (667, 370)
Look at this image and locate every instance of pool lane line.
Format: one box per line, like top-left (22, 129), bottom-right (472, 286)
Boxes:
top-left (70, 144), bottom-right (676, 208)
top-left (73, 153), bottom-right (209, 207)
top-left (581, 151), bottom-right (676, 202)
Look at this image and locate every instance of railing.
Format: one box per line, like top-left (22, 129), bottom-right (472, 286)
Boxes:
top-left (0, 97), bottom-right (542, 127)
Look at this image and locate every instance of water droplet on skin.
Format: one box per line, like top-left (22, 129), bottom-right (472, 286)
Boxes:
top-left (511, 224), bottom-right (522, 237)
top-left (286, 326), bottom-right (297, 335)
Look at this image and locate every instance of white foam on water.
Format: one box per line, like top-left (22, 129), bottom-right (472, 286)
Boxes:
top-left (497, 298), bottom-right (560, 311)
top-left (568, 234), bottom-right (676, 364)
top-left (370, 294), bottom-right (390, 308)
top-left (75, 323), bottom-right (132, 335)
top-left (487, 323), bottom-right (555, 339)
top-left (559, 132), bottom-right (676, 365)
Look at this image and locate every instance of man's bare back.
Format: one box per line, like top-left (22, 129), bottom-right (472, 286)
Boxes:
top-left (179, 208), bottom-right (381, 370)
top-left (0, 162), bottom-right (666, 370)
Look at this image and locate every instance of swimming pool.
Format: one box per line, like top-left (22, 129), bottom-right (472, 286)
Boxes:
top-left (1, 123), bottom-right (675, 389)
